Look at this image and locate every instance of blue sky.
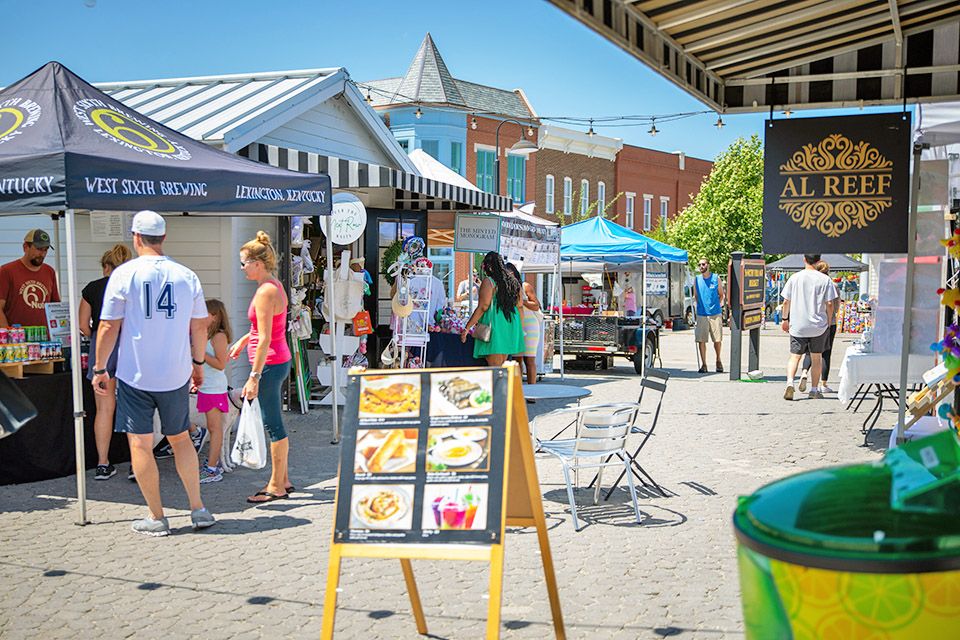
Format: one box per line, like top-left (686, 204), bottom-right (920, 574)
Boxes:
top-left (2, 0), bottom-right (902, 161)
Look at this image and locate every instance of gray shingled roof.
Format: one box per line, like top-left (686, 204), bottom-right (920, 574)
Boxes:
top-left (362, 34), bottom-right (535, 120)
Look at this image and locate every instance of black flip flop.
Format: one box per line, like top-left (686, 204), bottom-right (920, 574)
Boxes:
top-left (246, 491), bottom-right (289, 504)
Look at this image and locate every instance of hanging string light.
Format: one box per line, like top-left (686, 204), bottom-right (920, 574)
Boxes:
top-left (470, 116), bottom-right (478, 130)
top-left (648, 118), bottom-right (659, 136)
top-left (415, 104), bottom-right (423, 119)
top-left (527, 126), bottom-right (535, 137)
top-left (783, 108), bottom-right (793, 118)
top-left (587, 119), bottom-right (595, 137)
top-left (714, 113), bottom-right (724, 129)
top-left (365, 89), bottom-right (373, 104)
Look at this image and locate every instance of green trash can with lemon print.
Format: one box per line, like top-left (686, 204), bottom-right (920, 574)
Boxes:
top-left (733, 430), bottom-right (960, 639)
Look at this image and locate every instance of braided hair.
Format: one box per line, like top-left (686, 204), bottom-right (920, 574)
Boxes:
top-left (481, 252), bottom-right (520, 321)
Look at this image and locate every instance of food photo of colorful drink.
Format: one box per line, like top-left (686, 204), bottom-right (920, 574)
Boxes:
top-left (421, 484), bottom-right (488, 531)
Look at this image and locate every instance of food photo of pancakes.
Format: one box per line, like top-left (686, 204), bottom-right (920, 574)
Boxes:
top-left (429, 370), bottom-right (494, 417)
top-left (354, 429), bottom-right (419, 474)
top-left (358, 374), bottom-right (422, 419)
top-left (349, 484), bottom-right (414, 530)
top-left (426, 426), bottom-right (491, 472)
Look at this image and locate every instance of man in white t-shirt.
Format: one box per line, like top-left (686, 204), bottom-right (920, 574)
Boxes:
top-left (93, 210), bottom-right (215, 536)
top-left (780, 254), bottom-right (838, 401)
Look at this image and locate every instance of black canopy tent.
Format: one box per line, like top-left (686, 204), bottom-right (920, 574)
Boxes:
top-left (0, 62), bottom-right (333, 523)
top-left (766, 254), bottom-right (868, 272)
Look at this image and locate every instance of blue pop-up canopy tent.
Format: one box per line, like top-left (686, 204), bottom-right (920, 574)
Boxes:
top-left (557, 217), bottom-right (687, 376)
top-left (561, 216), bottom-right (688, 264)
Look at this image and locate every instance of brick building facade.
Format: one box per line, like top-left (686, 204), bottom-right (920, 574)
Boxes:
top-left (465, 114), bottom-right (538, 205)
top-left (534, 125), bottom-right (620, 222)
top-left (614, 146), bottom-right (712, 234)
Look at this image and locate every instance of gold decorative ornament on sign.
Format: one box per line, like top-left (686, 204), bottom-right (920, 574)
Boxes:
top-left (777, 133), bottom-right (893, 239)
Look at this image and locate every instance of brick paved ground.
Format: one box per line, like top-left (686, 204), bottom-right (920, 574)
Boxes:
top-left (0, 329), bottom-right (888, 639)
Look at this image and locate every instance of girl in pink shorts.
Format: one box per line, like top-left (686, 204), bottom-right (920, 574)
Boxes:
top-left (198, 299), bottom-right (232, 483)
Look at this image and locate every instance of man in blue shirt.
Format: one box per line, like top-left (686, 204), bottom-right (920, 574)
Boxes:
top-left (693, 258), bottom-right (725, 373)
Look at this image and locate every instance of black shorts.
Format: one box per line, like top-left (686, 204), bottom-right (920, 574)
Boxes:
top-left (115, 379), bottom-right (191, 436)
top-left (790, 330), bottom-right (829, 355)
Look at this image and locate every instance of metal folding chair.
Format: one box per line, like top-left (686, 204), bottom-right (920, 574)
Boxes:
top-left (597, 369), bottom-right (670, 499)
top-left (537, 403), bottom-right (643, 531)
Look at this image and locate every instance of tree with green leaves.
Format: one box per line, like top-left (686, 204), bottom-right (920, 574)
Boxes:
top-left (666, 135), bottom-right (764, 272)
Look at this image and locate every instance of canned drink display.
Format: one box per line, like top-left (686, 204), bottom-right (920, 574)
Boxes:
top-left (0, 345), bottom-right (8, 363)
top-left (80, 352), bottom-right (89, 371)
top-left (0, 329), bottom-right (8, 344)
top-left (29, 344), bottom-right (38, 361)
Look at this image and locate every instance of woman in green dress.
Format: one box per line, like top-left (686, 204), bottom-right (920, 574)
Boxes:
top-left (460, 252), bottom-right (525, 365)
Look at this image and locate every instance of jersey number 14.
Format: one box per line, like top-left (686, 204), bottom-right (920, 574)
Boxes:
top-left (143, 282), bottom-right (178, 319)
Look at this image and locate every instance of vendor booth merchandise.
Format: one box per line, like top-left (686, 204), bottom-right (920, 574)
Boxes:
top-left (0, 62), bottom-right (333, 523)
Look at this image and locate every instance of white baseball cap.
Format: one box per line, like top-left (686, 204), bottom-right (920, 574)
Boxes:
top-left (131, 210), bottom-right (166, 236)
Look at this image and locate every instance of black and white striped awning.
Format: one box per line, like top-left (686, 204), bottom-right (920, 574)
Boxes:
top-left (240, 143), bottom-right (512, 212)
top-left (547, 0), bottom-right (960, 113)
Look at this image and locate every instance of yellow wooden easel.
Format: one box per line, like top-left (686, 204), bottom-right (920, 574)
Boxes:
top-left (320, 364), bottom-right (565, 639)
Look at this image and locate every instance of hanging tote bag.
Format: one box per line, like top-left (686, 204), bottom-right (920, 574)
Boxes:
top-left (322, 250), bottom-right (366, 323)
top-left (230, 398), bottom-right (267, 470)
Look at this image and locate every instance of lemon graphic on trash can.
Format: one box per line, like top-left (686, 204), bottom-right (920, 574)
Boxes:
top-left (734, 430), bottom-right (960, 639)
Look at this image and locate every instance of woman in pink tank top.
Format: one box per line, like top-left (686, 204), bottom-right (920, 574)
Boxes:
top-left (229, 231), bottom-right (294, 503)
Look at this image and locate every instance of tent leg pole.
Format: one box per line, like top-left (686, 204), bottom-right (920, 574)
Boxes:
top-left (52, 214), bottom-right (62, 293)
top-left (326, 232), bottom-right (340, 444)
top-left (896, 143), bottom-right (923, 445)
top-left (641, 259), bottom-right (647, 378)
top-left (65, 209), bottom-right (88, 525)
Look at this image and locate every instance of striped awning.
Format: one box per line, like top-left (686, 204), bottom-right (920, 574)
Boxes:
top-left (546, 0), bottom-right (960, 113)
top-left (240, 143), bottom-right (512, 212)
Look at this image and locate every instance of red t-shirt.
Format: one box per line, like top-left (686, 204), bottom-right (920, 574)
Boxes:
top-left (0, 259), bottom-right (60, 326)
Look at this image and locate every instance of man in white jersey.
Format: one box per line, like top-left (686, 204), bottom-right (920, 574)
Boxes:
top-left (93, 210), bottom-right (215, 536)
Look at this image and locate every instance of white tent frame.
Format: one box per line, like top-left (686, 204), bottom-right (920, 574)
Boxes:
top-left (5, 207), bottom-right (339, 525)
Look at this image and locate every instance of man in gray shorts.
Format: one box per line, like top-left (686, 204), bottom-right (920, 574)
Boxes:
top-left (93, 210), bottom-right (215, 536)
top-left (780, 254), bottom-right (838, 401)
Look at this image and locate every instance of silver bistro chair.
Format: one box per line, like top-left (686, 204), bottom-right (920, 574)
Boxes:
top-left (536, 403), bottom-right (643, 531)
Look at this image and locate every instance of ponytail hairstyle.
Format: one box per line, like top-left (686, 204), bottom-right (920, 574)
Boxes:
top-left (205, 298), bottom-right (233, 342)
top-left (481, 251), bottom-right (520, 320)
top-left (815, 261), bottom-right (830, 276)
top-left (240, 230), bottom-right (277, 273)
top-left (100, 243), bottom-right (132, 271)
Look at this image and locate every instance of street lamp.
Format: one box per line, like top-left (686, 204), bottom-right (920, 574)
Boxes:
top-left (494, 119), bottom-right (538, 198)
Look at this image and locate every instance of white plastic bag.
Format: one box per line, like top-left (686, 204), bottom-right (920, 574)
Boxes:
top-left (230, 398), bottom-right (267, 469)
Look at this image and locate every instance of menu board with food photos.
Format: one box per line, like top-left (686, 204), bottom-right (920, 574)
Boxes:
top-left (334, 367), bottom-right (508, 545)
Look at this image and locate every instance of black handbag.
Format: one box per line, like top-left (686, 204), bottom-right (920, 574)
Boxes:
top-left (0, 370), bottom-right (38, 439)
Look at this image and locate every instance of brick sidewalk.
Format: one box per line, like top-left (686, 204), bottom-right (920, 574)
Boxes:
top-left (0, 331), bottom-right (886, 639)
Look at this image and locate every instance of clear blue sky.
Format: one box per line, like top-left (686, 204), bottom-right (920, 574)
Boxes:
top-left (2, 0), bottom-right (900, 161)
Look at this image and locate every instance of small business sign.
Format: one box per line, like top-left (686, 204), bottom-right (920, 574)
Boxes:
top-left (317, 192), bottom-right (367, 245)
top-left (454, 213), bottom-right (501, 254)
top-left (741, 308), bottom-right (763, 331)
top-left (44, 302), bottom-right (71, 346)
top-left (645, 271), bottom-right (669, 296)
top-left (762, 113), bottom-right (910, 253)
top-left (740, 260), bottom-right (765, 309)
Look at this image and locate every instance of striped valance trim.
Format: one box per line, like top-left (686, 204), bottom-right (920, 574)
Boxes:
top-left (240, 143), bottom-right (512, 212)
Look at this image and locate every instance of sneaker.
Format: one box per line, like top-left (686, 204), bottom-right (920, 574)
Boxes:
top-left (716, 362), bottom-right (724, 373)
top-left (798, 374), bottom-right (808, 393)
top-left (191, 426), bottom-right (208, 454)
top-left (153, 441), bottom-right (174, 459)
top-left (199, 465), bottom-right (223, 484)
top-left (784, 385), bottom-right (795, 401)
top-left (808, 390), bottom-right (824, 400)
top-left (132, 516), bottom-right (170, 537)
top-left (94, 464), bottom-right (116, 481)
top-left (819, 384), bottom-right (834, 394)
top-left (698, 365), bottom-right (708, 373)
top-left (127, 467), bottom-right (136, 482)
top-left (191, 507), bottom-right (216, 530)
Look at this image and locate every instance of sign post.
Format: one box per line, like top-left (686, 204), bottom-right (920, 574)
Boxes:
top-left (728, 252), bottom-right (765, 380)
top-left (321, 363), bottom-right (564, 639)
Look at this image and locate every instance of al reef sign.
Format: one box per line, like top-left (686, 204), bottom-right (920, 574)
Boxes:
top-left (762, 113), bottom-right (910, 253)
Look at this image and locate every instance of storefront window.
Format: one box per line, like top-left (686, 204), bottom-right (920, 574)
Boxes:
top-left (476, 149), bottom-right (495, 193)
top-left (507, 155), bottom-right (525, 203)
top-left (428, 247), bottom-right (455, 299)
top-left (450, 141), bottom-right (462, 175)
top-left (421, 139), bottom-right (439, 159)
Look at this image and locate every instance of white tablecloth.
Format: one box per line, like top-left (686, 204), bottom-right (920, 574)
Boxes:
top-left (836, 344), bottom-right (933, 404)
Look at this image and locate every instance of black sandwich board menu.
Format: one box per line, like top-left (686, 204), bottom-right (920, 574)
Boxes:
top-left (334, 367), bottom-right (508, 545)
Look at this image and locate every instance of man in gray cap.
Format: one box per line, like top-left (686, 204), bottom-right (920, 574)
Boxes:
top-left (0, 229), bottom-right (60, 327)
top-left (94, 210), bottom-right (215, 536)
